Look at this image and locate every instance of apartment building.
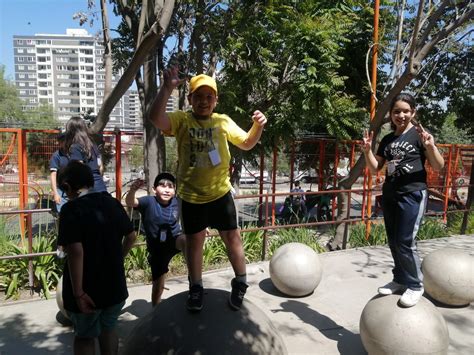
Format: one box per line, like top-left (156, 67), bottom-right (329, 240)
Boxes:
top-left (12, 28), bottom-right (141, 129)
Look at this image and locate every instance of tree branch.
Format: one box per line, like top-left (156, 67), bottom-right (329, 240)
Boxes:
top-left (90, 22), bottom-right (163, 134)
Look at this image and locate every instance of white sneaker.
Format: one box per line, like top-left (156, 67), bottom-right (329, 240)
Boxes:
top-left (378, 281), bottom-right (406, 295)
top-left (399, 288), bottom-right (424, 307)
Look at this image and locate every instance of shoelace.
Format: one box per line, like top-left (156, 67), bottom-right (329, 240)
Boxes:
top-left (190, 291), bottom-right (201, 300)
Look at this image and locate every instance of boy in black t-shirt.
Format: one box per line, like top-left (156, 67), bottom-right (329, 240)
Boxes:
top-left (58, 161), bottom-right (136, 354)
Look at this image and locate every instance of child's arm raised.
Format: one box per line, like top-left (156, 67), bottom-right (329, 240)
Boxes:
top-left (125, 179), bottom-right (144, 208)
top-left (416, 124), bottom-right (444, 171)
top-left (237, 110), bottom-right (268, 151)
top-left (149, 66), bottom-right (183, 132)
top-left (361, 130), bottom-right (385, 174)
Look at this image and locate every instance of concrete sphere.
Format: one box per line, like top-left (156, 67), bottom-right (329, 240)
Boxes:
top-left (121, 288), bottom-right (287, 355)
top-left (56, 276), bottom-right (70, 320)
top-left (360, 295), bottom-right (449, 355)
top-left (422, 248), bottom-right (474, 306)
top-left (269, 242), bottom-right (322, 297)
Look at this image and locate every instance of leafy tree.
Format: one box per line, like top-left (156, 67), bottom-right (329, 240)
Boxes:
top-left (0, 66), bottom-right (26, 126)
top-left (331, 0), bottom-right (473, 247)
top-left (436, 112), bottom-right (472, 145)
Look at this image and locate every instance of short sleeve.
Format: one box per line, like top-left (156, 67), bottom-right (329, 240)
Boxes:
top-left (49, 152), bottom-right (59, 171)
top-left (222, 115), bottom-right (247, 146)
top-left (69, 144), bottom-right (85, 161)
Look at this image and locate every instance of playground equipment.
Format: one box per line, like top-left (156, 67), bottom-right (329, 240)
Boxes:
top-left (360, 294), bottom-right (449, 354)
top-left (422, 248), bottom-right (474, 306)
top-left (269, 242), bottom-right (322, 297)
top-left (121, 289), bottom-right (287, 355)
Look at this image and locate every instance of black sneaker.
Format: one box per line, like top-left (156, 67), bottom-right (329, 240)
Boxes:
top-left (187, 284), bottom-right (203, 312)
top-left (229, 278), bottom-right (248, 310)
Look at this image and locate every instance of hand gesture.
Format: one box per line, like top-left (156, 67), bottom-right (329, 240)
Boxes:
top-left (76, 292), bottom-right (96, 314)
top-left (361, 129), bottom-right (373, 154)
top-left (415, 124), bottom-right (435, 149)
top-left (130, 179), bottom-right (145, 191)
top-left (252, 110), bottom-right (267, 127)
top-left (163, 66), bottom-right (185, 91)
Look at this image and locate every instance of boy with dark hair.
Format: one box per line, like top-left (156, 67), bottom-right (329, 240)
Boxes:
top-left (57, 161), bottom-right (136, 354)
top-left (125, 172), bottom-right (186, 306)
top-left (149, 67), bottom-right (268, 312)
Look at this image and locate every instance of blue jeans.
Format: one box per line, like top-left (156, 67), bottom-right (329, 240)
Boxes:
top-left (382, 189), bottom-right (427, 290)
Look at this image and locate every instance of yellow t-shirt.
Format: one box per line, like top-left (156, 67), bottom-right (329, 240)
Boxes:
top-left (168, 111), bottom-right (248, 204)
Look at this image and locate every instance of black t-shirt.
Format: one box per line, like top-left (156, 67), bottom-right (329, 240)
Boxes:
top-left (69, 143), bottom-right (107, 193)
top-left (376, 126), bottom-right (427, 194)
top-left (58, 192), bottom-right (134, 312)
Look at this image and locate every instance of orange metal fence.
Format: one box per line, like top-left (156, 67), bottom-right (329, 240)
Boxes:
top-left (0, 129), bottom-right (472, 242)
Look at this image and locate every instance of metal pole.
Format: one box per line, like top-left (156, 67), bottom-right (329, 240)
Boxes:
top-left (366, 0), bottom-right (380, 239)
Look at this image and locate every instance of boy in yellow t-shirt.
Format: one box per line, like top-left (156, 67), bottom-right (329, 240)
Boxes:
top-left (149, 67), bottom-right (267, 312)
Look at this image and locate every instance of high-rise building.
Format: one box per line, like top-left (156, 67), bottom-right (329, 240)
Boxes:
top-left (12, 28), bottom-right (141, 129)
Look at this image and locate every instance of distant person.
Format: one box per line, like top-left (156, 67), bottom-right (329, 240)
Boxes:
top-left (125, 173), bottom-right (186, 306)
top-left (361, 93), bottom-right (444, 307)
top-left (149, 67), bottom-right (268, 312)
top-left (49, 132), bottom-right (69, 215)
top-left (64, 116), bottom-right (107, 193)
top-left (57, 161), bottom-right (136, 355)
top-left (290, 181), bottom-right (305, 202)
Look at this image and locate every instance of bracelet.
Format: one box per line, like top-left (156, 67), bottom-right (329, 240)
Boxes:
top-left (74, 292), bottom-right (86, 299)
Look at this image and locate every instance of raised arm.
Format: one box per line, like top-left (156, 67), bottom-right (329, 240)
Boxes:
top-left (148, 66), bottom-right (183, 132)
top-left (237, 110), bottom-right (268, 151)
top-left (416, 124), bottom-right (444, 171)
top-left (125, 179), bottom-right (144, 208)
top-left (361, 130), bottom-right (385, 174)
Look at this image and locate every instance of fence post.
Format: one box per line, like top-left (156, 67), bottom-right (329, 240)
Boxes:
top-left (461, 162), bottom-right (473, 234)
top-left (443, 146), bottom-right (453, 223)
top-left (17, 129), bottom-right (28, 244)
top-left (115, 129), bottom-right (122, 201)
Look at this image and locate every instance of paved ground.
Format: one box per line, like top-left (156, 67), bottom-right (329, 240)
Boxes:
top-left (0, 235), bottom-right (472, 354)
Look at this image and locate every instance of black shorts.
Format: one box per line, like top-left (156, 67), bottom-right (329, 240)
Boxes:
top-left (147, 235), bottom-right (181, 280)
top-left (181, 191), bottom-right (238, 234)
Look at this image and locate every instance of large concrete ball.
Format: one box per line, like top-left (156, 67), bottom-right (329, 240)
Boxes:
top-left (422, 248), bottom-right (474, 306)
top-left (269, 242), bottom-right (322, 297)
top-left (360, 295), bottom-right (449, 355)
top-left (121, 288), bottom-right (287, 355)
top-left (56, 276), bottom-right (70, 320)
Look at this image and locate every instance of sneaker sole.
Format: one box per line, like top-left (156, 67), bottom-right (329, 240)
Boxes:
top-left (228, 296), bottom-right (242, 311)
top-left (187, 304), bottom-right (203, 312)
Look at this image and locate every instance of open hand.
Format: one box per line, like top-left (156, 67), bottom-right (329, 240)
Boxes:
top-left (163, 66), bottom-right (185, 91)
top-left (361, 129), bottom-right (373, 153)
top-left (252, 110), bottom-right (267, 127)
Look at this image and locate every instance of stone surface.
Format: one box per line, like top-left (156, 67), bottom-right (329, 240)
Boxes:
top-left (269, 242), bottom-right (322, 297)
top-left (360, 294), bottom-right (449, 355)
top-left (422, 248), bottom-right (474, 306)
top-left (121, 288), bottom-right (287, 355)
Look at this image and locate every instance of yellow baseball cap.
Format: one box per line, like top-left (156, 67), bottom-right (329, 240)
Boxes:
top-left (189, 74), bottom-right (218, 95)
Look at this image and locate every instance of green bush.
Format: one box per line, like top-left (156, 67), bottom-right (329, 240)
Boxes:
top-left (1, 234), bottom-right (62, 300)
top-left (268, 227), bottom-right (325, 256)
top-left (446, 211), bottom-right (474, 234)
top-left (349, 222), bottom-right (387, 248)
top-left (241, 226), bottom-right (265, 263)
top-left (417, 218), bottom-right (449, 240)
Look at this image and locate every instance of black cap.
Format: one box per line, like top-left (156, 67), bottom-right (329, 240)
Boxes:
top-left (153, 172), bottom-right (176, 187)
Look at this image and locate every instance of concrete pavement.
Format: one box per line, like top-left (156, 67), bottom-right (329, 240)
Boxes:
top-left (0, 235), bottom-right (473, 354)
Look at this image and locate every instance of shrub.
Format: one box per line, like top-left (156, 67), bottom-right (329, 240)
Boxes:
top-left (268, 227), bottom-right (325, 256)
top-left (349, 222), bottom-right (387, 248)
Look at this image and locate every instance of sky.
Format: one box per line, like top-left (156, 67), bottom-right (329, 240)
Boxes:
top-left (0, 0), bottom-right (121, 80)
